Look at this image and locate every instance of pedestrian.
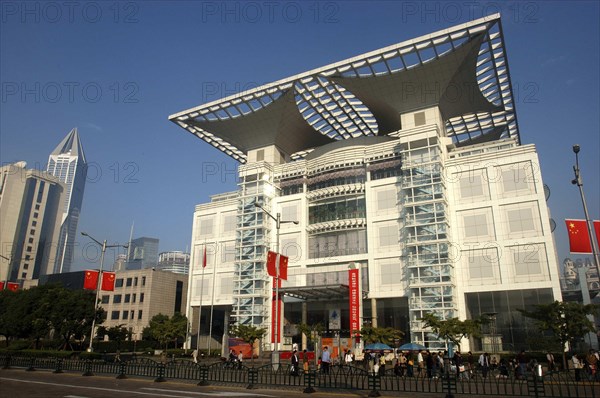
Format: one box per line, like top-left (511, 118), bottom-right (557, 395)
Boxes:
top-left (572, 353), bottom-right (582, 381)
top-left (586, 349), bottom-right (598, 380)
top-left (479, 352), bottom-right (490, 378)
top-left (454, 352), bottom-right (468, 380)
top-left (379, 352), bottom-right (386, 375)
top-left (345, 349), bottom-right (353, 366)
top-left (398, 352), bottom-right (407, 377)
top-left (237, 350), bottom-right (243, 369)
top-left (303, 349), bottom-right (309, 372)
top-left (546, 351), bottom-right (555, 372)
top-left (426, 350), bottom-right (433, 378)
top-left (115, 350), bottom-right (121, 363)
top-left (192, 349), bottom-right (198, 364)
top-left (517, 350), bottom-right (527, 379)
top-left (417, 350), bottom-right (424, 377)
top-left (291, 350), bottom-right (299, 376)
top-left (467, 351), bottom-right (474, 377)
top-left (321, 346), bottom-right (331, 374)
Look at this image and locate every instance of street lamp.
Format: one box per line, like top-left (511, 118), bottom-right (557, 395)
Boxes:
top-left (571, 145), bottom-right (600, 282)
top-left (0, 253), bottom-right (12, 288)
top-left (81, 232), bottom-right (128, 352)
top-left (254, 202), bottom-right (298, 365)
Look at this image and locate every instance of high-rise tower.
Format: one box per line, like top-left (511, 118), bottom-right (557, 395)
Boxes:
top-left (46, 128), bottom-right (87, 274)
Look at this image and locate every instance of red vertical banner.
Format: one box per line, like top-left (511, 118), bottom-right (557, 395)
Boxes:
top-left (0, 281), bottom-right (4, 290)
top-left (348, 268), bottom-right (360, 340)
top-left (271, 277), bottom-right (282, 343)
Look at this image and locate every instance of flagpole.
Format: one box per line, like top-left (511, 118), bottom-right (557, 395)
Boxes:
top-left (81, 232), bottom-right (127, 352)
top-left (208, 242), bottom-right (217, 355)
top-left (572, 145), bottom-right (600, 280)
top-left (196, 243), bottom-right (206, 352)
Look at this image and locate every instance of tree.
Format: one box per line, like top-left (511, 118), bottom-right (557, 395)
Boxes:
top-left (97, 324), bottom-right (129, 349)
top-left (518, 301), bottom-right (599, 369)
top-left (145, 313), bottom-right (188, 351)
top-left (359, 325), bottom-right (404, 346)
top-left (297, 322), bottom-right (325, 367)
top-left (0, 284), bottom-right (101, 350)
top-left (421, 313), bottom-right (488, 351)
top-left (229, 324), bottom-right (266, 366)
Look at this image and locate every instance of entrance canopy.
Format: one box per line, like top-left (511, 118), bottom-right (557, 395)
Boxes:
top-left (280, 284), bottom-right (368, 302)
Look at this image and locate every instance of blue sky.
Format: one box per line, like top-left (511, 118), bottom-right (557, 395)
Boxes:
top-left (1, 1), bottom-right (599, 270)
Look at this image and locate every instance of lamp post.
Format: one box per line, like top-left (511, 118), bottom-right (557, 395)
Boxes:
top-left (0, 253), bottom-right (12, 288)
top-left (254, 202), bottom-right (298, 364)
top-left (81, 232), bottom-right (128, 352)
top-left (571, 145), bottom-right (600, 280)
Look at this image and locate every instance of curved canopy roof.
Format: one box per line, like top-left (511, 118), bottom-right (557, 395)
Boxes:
top-left (169, 14), bottom-right (519, 163)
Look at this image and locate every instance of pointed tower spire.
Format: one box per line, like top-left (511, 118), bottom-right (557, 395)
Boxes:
top-left (46, 128), bottom-right (88, 274)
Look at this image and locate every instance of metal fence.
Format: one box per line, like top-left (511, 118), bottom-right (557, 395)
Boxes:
top-left (1, 354), bottom-right (598, 397)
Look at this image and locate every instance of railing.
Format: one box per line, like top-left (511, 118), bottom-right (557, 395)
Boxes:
top-left (0, 354), bottom-right (598, 397)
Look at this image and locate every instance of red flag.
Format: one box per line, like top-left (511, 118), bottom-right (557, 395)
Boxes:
top-left (266, 251), bottom-right (277, 277)
top-left (566, 219), bottom-right (594, 254)
top-left (595, 221), bottom-right (600, 249)
top-left (83, 270), bottom-right (100, 290)
top-left (7, 282), bottom-right (19, 292)
top-left (0, 281), bottom-right (4, 290)
top-left (202, 246), bottom-right (207, 268)
top-left (101, 272), bottom-right (116, 291)
top-left (278, 255), bottom-right (288, 281)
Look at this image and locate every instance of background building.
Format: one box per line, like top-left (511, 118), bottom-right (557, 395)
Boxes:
top-left (126, 237), bottom-right (159, 270)
top-left (38, 268), bottom-right (187, 341)
top-left (158, 251), bottom-right (190, 274)
top-left (0, 162), bottom-right (65, 283)
top-left (46, 128), bottom-right (87, 274)
top-left (172, 15), bottom-right (563, 352)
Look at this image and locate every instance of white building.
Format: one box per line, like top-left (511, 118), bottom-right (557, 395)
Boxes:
top-left (170, 15), bottom-right (562, 352)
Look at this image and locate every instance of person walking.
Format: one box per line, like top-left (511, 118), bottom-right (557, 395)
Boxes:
top-left (345, 349), bottom-right (353, 366)
top-left (237, 350), bottom-right (243, 369)
top-left (291, 350), bottom-right (299, 376)
top-left (192, 349), bottom-right (198, 364)
top-left (321, 346), bottom-right (331, 374)
top-left (546, 351), bottom-right (555, 372)
top-left (303, 349), bottom-right (309, 373)
top-left (479, 352), bottom-right (490, 378)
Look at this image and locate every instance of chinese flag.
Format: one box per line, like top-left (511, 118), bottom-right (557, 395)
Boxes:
top-left (595, 221), bottom-right (600, 248)
top-left (565, 219), bottom-right (600, 254)
top-left (279, 255), bottom-right (289, 281)
top-left (0, 281), bottom-right (4, 290)
top-left (202, 246), bottom-right (207, 268)
top-left (83, 270), bottom-right (100, 290)
top-left (7, 282), bottom-right (19, 292)
top-left (101, 272), bottom-right (116, 291)
top-left (266, 251), bottom-right (277, 277)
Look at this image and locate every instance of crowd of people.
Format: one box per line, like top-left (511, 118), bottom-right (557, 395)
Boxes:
top-left (287, 346), bottom-right (600, 381)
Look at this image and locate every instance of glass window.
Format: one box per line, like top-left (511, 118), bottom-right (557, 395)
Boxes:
top-left (140, 293), bottom-right (144, 303)
top-left (134, 277), bottom-right (138, 286)
top-left (507, 208), bottom-right (535, 233)
top-left (467, 252), bottom-right (496, 279)
top-left (115, 279), bottom-right (124, 288)
top-left (132, 293), bottom-right (136, 303)
top-left (124, 294), bottom-right (130, 303)
top-left (111, 311), bottom-right (120, 320)
top-left (126, 278), bottom-right (132, 287)
top-left (138, 310), bottom-right (143, 320)
top-left (379, 260), bottom-right (402, 285)
top-left (141, 277), bottom-right (146, 286)
top-left (198, 216), bottom-right (214, 236)
top-left (462, 213), bottom-right (490, 239)
top-left (113, 294), bottom-right (122, 304)
top-left (122, 311), bottom-right (129, 320)
top-left (222, 213), bottom-right (237, 233)
top-left (101, 295), bottom-right (109, 304)
top-left (513, 245), bottom-right (543, 277)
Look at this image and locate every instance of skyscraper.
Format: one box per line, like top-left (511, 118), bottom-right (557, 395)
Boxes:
top-left (46, 128), bottom-right (87, 274)
top-left (126, 237), bottom-right (160, 270)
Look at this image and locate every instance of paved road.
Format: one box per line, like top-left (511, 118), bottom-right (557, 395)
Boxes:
top-left (0, 369), bottom-right (375, 398)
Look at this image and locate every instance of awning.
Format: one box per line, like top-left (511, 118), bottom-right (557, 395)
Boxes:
top-left (280, 284), bottom-right (369, 302)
